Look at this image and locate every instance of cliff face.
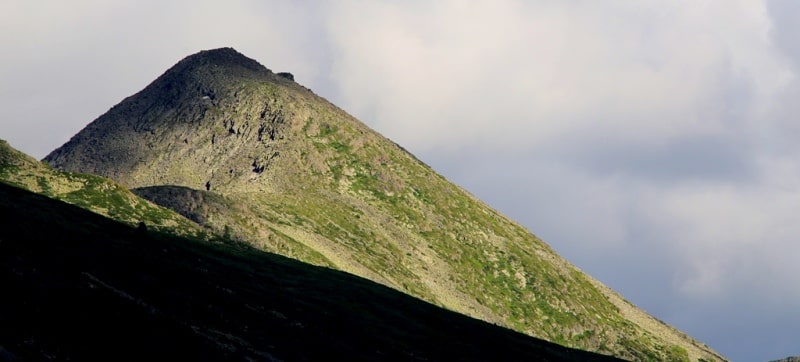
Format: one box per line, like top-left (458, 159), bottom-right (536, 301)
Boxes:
top-left (44, 47), bottom-right (724, 361)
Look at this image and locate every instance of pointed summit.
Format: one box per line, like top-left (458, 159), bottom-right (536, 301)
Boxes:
top-left (152, 47), bottom-right (279, 95)
top-left (131, 47), bottom-right (287, 110)
top-left (177, 47), bottom-right (269, 73)
top-left (45, 47), bottom-right (315, 189)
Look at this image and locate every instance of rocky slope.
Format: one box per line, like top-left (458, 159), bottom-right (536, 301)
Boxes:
top-left (44, 47), bottom-right (725, 361)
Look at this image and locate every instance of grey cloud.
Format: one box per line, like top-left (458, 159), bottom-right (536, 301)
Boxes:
top-left (768, 0), bottom-right (800, 66)
top-left (423, 139), bottom-right (799, 361)
top-left (668, 291), bottom-right (800, 362)
top-left (565, 134), bottom-right (755, 185)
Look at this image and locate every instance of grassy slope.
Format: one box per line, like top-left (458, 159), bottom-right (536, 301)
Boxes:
top-left (0, 140), bottom-right (205, 238)
top-left (215, 80), bottom-right (722, 361)
top-left (132, 185), bottom-right (335, 267)
top-left (0, 181), bottom-right (624, 361)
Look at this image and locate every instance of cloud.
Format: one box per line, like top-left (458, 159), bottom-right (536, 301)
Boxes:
top-left (654, 157), bottom-right (800, 299)
top-left (0, 0), bottom-right (323, 158)
top-left (320, 1), bottom-right (800, 360)
top-left (2, 1), bottom-right (799, 360)
top-left (324, 1), bottom-right (788, 154)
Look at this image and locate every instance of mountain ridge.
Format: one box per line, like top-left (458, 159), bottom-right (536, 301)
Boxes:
top-left (43, 47), bottom-right (725, 361)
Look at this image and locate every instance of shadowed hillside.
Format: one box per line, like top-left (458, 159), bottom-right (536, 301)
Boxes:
top-left (0, 181), bottom-right (622, 361)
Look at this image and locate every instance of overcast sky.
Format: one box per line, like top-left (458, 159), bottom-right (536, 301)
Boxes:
top-left (2, 1), bottom-right (798, 360)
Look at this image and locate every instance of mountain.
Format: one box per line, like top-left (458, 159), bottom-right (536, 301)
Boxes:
top-left (44, 47), bottom-right (724, 361)
top-left (0, 179), bottom-right (622, 361)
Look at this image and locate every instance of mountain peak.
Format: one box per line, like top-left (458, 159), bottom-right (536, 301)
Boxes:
top-left (43, 49), bottom-right (725, 361)
top-left (174, 47), bottom-right (271, 75)
top-left (44, 47), bottom-right (338, 191)
top-left (147, 47), bottom-right (278, 101)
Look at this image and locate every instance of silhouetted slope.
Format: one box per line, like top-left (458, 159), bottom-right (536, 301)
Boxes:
top-left (0, 182), bottom-right (621, 361)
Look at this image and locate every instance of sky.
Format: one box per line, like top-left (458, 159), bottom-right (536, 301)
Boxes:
top-left (1, 1), bottom-right (798, 360)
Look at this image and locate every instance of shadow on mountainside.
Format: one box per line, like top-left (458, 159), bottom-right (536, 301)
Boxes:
top-left (0, 182), bottom-right (622, 361)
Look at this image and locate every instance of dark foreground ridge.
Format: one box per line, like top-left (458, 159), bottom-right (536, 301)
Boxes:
top-left (0, 182), bottom-right (621, 361)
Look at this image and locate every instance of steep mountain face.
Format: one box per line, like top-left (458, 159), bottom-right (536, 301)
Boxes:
top-left (45, 48), bottom-right (724, 361)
